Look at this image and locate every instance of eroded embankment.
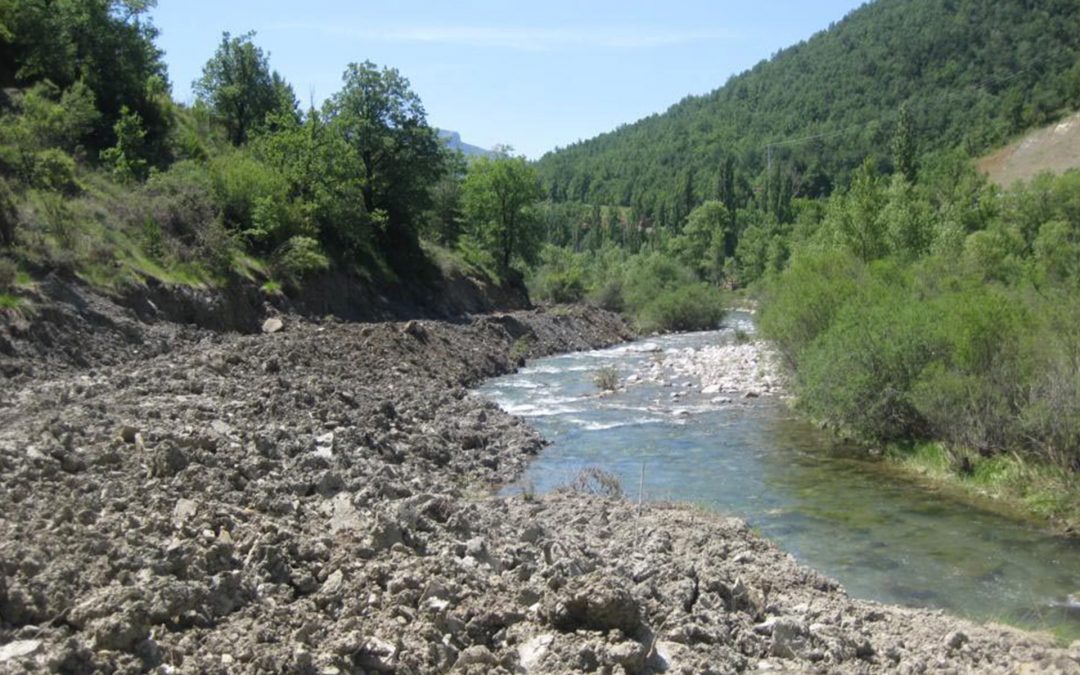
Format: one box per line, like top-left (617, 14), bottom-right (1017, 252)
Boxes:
top-left (0, 307), bottom-right (1078, 674)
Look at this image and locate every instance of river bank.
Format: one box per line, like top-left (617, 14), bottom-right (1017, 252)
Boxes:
top-left (1, 299), bottom-right (1078, 672)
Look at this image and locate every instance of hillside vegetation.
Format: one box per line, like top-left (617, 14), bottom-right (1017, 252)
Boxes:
top-left (0, 1), bottom-right (557, 323)
top-left (536, 0), bottom-right (1080, 227)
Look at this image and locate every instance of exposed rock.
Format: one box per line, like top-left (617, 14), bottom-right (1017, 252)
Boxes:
top-left (261, 317), bottom-right (284, 334)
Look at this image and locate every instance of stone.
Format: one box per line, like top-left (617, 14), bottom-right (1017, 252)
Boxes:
top-left (261, 317), bottom-right (284, 334)
top-left (357, 637), bottom-right (397, 672)
top-left (945, 630), bottom-right (969, 650)
top-left (518, 634), bottom-right (554, 671)
top-left (770, 619), bottom-right (810, 659)
top-left (321, 569), bottom-right (344, 596)
top-left (402, 320), bottom-right (426, 338)
top-left (172, 498), bottom-right (199, 526)
top-left (456, 645), bottom-right (497, 667)
top-left (118, 425), bottom-right (139, 443)
top-left (0, 639), bottom-right (41, 662)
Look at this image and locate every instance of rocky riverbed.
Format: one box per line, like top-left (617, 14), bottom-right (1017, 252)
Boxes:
top-left (1, 303), bottom-right (1079, 673)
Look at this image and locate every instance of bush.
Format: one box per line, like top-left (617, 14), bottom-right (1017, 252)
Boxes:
top-left (210, 151), bottom-right (287, 232)
top-left (0, 257), bottom-right (17, 290)
top-left (636, 283), bottom-right (726, 333)
top-left (593, 366), bottom-right (620, 392)
top-left (274, 235), bottom-right (329, 283)
top-left (31, 149), bottom-right (78, 193)
top-left (588, 276), bottom-right (624, 312)
top-left (143, 161), bottom-right (219, 248)
top-left (0, 179), bottom-right (17, 247)
top-left (797, 284), bottom-right (944, 441)
top-left (565, 467), bottom-right (623, 498)
top-left (758, 249), bottom-right (865, 367)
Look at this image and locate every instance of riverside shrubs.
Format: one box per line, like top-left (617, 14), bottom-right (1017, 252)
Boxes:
top-left (759, 169), bottom-right (1080, 472)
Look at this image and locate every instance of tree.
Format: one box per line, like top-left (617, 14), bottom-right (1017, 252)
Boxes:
top-left (1, 0), bottom-right (171, 155)
top-left (324, 61), bottom-right (446, 240)
top-left (672, 200), bottom-right (730, 282)
top-left (462, 148), bottom-right (543, 276)
top-left (891, 103), bottom-right (918, 183)
top-left (194, 31), bottom-right (296, 146)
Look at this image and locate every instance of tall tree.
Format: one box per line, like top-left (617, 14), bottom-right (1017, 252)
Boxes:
top-left (194, 31), bottom-right (297, 146)
top-left (462, 148), bottom-right (543, 276)
top-left (892, 103), bottom-right (918, 183)
top-left (324, 61), bottom-right (445, 239)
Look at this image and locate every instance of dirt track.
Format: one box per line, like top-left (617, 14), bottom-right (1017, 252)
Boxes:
top-left (1, 296), bottom-right (1079, 673)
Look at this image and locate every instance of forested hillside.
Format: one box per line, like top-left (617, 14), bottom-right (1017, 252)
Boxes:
top-left (537, 0), bottom-right (1080, 225)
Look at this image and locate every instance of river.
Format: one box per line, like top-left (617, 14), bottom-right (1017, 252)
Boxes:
top-left (477, 313), bottom-right (1080, 642)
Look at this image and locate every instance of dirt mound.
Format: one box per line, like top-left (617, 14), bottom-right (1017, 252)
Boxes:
top-left (978, 111), bottom-right (1080, 187)
top-left (0, 301), bottom-right (1078, 673)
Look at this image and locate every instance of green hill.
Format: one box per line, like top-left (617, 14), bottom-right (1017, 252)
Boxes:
top-left (536, 0), bottom-right (1080, 222)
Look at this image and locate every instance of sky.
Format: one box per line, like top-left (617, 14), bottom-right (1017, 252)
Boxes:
top-left (150, 1), bottom-right (867, 159)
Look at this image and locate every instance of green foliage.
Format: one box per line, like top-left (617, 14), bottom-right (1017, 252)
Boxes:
top-left (100, 106), bottom-right (149, 182)
top-left (797, 278), bottom-right (944, 440)
top-left (209, 151), bottom-right (286, 236)
top-left (758, 249), bottom-right (864, 366)
top-left (1, 0), bottom-right (172, 155)
top-left (672, 200), bottom-right (730, 282)
top-left (193, 31), bottom-right (298, 146)
top-left (325, 61), bottom-right (446, 241)
top-left (537, 0), bottom-right (1080, 226)
top-left (636, 283), bottom-right (726, 333)
top-left (0, 178), bottom-right (16, 247)
top-left (273, 235), bottom-right (329, 284)
top-left (461, 149), bottom-right (543, 277)
top-left (0, 256), bottom-right (16, 290)
top-left (29, 149), bottom-right (78, 193)
top-left (531, 245), bottom-right (586, 304)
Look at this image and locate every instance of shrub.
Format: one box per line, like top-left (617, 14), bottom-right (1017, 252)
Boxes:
top-left (0, 257), bottom-right (17, 290)
top-left (758, 249), bottom-right (864, 367)
top-left (797, 285), bottom-right (944, 441)
top-left (143, 160), bottom-right (219, 247)
top-left (31, 149), bottom-right (78, 193)
top-left (593, 366), bottom-right (620, 392)
top-left (0, 178), bottom-right (17, 247)
top-left (565, 467), bottom-right (623, 499)
top-left (274, 235), bottom-right (329, 283)
top-left (636, 283), bottom-right (726, 333)
top-left (588, 276), bottom-right (624, 312)
top-left (210, 151), bottom-right (287, 232)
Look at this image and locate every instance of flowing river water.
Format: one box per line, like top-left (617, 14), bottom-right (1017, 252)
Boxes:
top-left (477, 313), bottom-right (1080, 642)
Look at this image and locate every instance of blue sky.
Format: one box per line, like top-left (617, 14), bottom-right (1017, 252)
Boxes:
top-left (150, 1), bottom-right (867, 158)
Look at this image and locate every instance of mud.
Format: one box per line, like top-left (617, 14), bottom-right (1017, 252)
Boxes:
top-left (1, 297), bottom-right (1079, 673)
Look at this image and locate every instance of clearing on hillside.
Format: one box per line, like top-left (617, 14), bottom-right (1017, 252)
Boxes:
top-left (978, 111), bottom-right (1080, 187)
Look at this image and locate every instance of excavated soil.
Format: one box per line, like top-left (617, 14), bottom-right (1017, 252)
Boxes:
top-left (1, 298), bottom-right (1079, 673)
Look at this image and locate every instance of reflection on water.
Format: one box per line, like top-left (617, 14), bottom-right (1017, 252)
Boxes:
top-left (477, 314), bottom-right (1080, 641)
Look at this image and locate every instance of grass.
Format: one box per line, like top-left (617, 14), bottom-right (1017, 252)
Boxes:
top-left (0, 292), bottom-right (21, 310)
top-left (888, 441), bottom-right (1080, 533)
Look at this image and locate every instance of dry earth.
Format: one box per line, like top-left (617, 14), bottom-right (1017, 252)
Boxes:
top-left (1, 291), bottom-right (1079, 673)
top-left (978, 111), bottom-right (1080, 188)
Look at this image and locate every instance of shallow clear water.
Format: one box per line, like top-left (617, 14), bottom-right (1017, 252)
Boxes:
top-left (477, 314), bottom-right (1080, 641)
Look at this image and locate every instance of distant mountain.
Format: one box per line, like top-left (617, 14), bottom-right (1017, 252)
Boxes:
top-left (536, 0), bottom-right (1080, 221)
top-left (438, 130), bottom-right (493, 158)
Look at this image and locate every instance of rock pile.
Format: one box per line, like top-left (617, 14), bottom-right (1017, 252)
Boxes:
top-left (1, 306), bottom-right (1077, 673)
